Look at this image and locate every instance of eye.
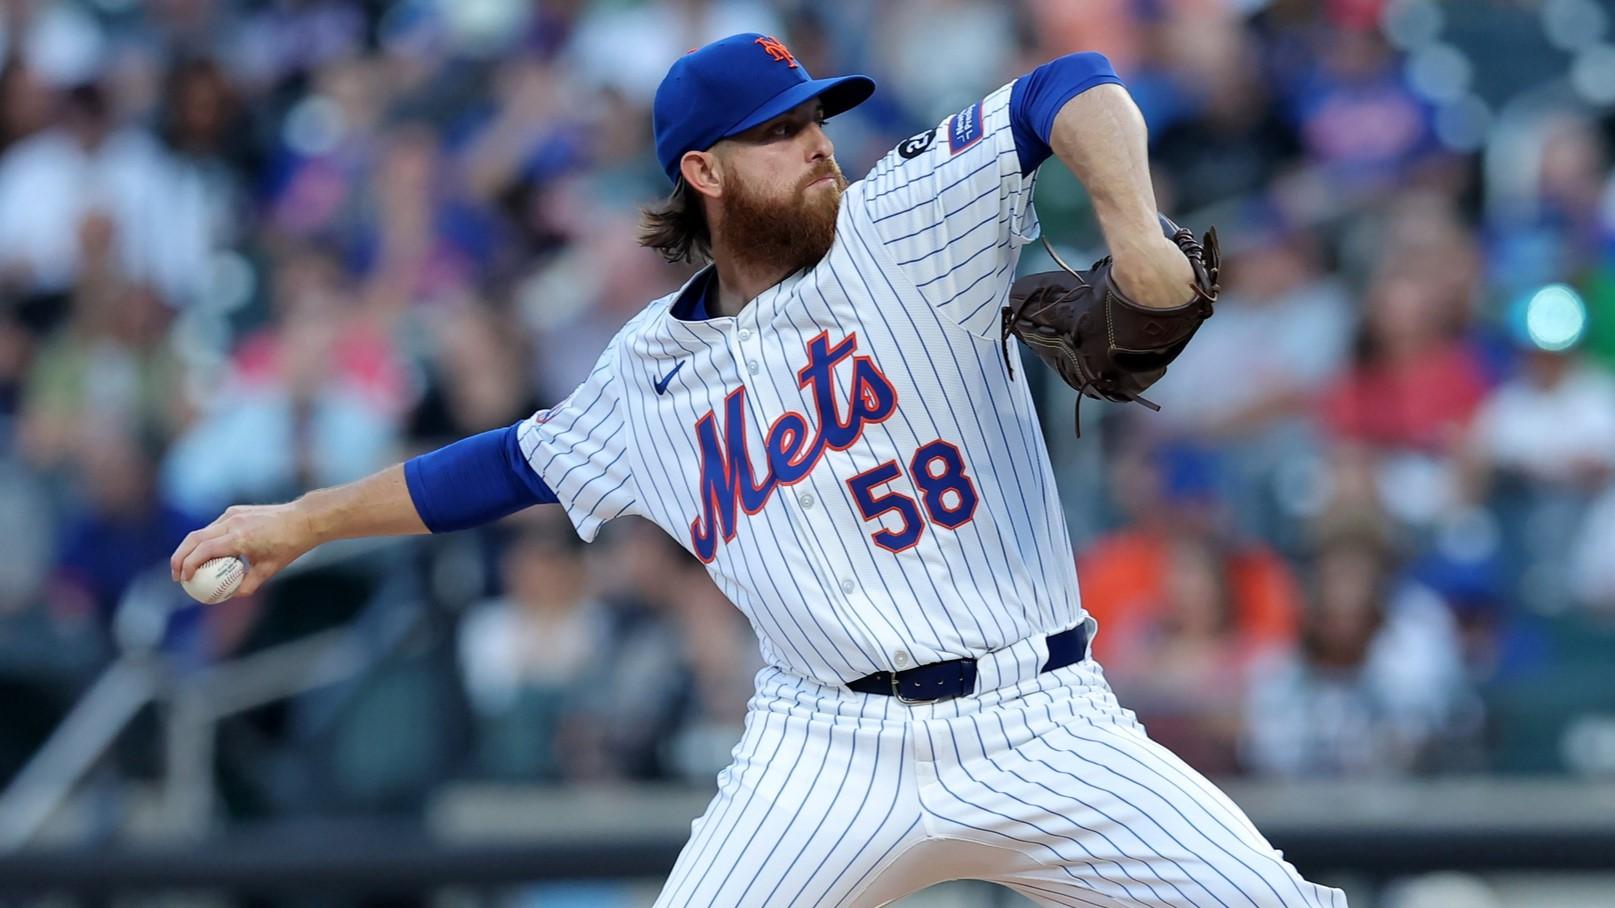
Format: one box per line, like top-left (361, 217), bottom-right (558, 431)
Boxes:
top-left (770, 121), bottom-right (794, 138)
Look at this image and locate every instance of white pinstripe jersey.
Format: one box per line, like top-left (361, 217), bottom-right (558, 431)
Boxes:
top-left (519, 81), bottom-right (1086, 685)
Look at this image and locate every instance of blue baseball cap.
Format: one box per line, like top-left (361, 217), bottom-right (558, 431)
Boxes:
top-left (653, 33), bottom-right (875, 185)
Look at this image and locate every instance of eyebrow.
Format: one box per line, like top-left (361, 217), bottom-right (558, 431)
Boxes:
top-left (743, 102), bottom-right (826, 138)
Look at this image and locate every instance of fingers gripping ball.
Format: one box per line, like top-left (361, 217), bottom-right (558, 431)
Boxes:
top-left (181, 556), bottom-right (247, 604)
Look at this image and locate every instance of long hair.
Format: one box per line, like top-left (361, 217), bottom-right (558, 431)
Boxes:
top-left (638, 179), bottom-right (711, 265)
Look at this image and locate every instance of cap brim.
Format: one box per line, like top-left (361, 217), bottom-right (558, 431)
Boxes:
top-left (723, 74), bottom-right (876, 139)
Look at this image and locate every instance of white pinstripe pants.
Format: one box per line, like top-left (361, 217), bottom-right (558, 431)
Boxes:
top-left (654, 631), bottom-right (1347, 908)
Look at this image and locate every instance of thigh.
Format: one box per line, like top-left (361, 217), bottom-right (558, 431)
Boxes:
top-left (919, 672), bottom-right (1348, 908)
top-left (654, 698), bottom-right (926, 908)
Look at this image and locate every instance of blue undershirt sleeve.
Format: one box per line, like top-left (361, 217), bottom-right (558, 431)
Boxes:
top-left (403, 422), bottom-right (558, 533)
top-left (1009, 51), bottom-right (1125, 176)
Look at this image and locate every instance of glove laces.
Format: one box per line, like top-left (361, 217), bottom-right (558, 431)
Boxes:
top-left (999, 236), bottom-right (1160, 437)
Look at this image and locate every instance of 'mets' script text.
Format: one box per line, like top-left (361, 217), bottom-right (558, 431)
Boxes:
top-left (689, 331), bottom-right (896, 561)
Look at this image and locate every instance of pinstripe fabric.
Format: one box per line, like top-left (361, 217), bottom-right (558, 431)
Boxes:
top-left (518, 81), bottom-right (1076, 686)
top-left (655, 654), bottom-right (1345, 908)
top-left (517, 77), bottom-right (1345, 906)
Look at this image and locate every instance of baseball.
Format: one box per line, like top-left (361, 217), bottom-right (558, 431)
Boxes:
top-left (181, 556), bottom-right (247, 604)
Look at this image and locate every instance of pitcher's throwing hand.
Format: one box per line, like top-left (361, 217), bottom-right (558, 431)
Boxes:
top-left (170, 502), bottom-right (317, 598)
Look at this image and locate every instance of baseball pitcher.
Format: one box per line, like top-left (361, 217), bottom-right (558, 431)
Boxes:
top-left (174, 33), bottom-right (1345, 907)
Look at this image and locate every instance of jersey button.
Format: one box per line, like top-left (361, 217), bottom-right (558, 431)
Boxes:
top-left (739, 328), bottom-right (752, 341)
top-left (840, 578), bottom-right (854, 594)
top-left (798, 492), bottom-right (814, 509)
top-left (893, 651), bottom-right (910, 667)
top-left (747, 360), bottom-right (759, 375)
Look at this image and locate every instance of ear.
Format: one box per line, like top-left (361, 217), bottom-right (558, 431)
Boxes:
top-left (680, 150), bottom-right (724, 200)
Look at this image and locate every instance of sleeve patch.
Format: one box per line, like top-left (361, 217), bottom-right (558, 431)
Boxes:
top-left (897, 128), bottom-right (938, 159)
top-left (948, 101), bottom-right (985, 155)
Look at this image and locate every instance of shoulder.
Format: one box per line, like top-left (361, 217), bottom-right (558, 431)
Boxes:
top-left (603, 294), bottom-right (676, 353)
top-left (853, 80), bottom-right (1021, 203)
top-left (621, 295), bottom-right (674, 337)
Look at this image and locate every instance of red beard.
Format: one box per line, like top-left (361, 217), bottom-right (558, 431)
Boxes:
top-left (719, 160), bottom-right (847, 275)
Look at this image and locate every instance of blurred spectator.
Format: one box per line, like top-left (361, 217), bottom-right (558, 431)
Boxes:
top-left (457, 512), bottom-right (758, 785)
top-left (1461, 330), bottom-right (1615, 615)
top-left (1373, 192), bottom-right (1485, 331)
top-left (1570, 486), bottom-right (1615, 615)
top-left (1324, 265), bottom-right (1490, 456)
top-left (1490, 115), bottom-right (1610, 287)
top-left (876, 0), bottom-right (1018, 117)
top-left (1148, 15), bottom-right (1304, 212)
top-left (1087, 526), bottom-right (1295, 775)
top-left (126, 55), bottom-right (249, 307)
top-left (1462, 346), bottom-right (1615, 498)
top-left (354, 121), bottom-right (495, 310)
top-left (1283, 26), bottom-right (1434, 195)
top-left (0, 81), bottom-right (134, 296)
top-left (659, 554), bottom-right (760, 781)
top-left (0, 67), bottom-right (241, 307)
top-left (1243, 523), bottom-right (1472, 777)
top-left (0, 0), bottom-right (106, 90)
top-left (231, 0), bottom-right (368, 91)
top-left (406, 300), bottom-right (540, 449)
top-left (0, 453), bottom-right (51, 611)
top-left (1322, 253), bottom-right (1494, 530)
top-left (49, 420), bottom-right (203, 627)
top-left (517, 203), bottom-right (678, 394)
top-left (19, 276), bottom-right (185, 472)
top-left (161, 246), bottom-right (403, 513)
top-left (583, 519), bottom-right (758, 783)
top-left (565, 0), bottom-right (784, 106)
top-left (458, 510), bottom-right (606, 781)
top-left (264, 56), bottom-right (390, 240)
top-left (1145, 211), bottom-right (1351, 541)
top-left (576, 520), bottom-right (695, 781)
top-left (0, 58), bottom-right (54, 153)
top-left (1079, 443), bottom-right (1300, 773)
top-left (1022, 0), bottom-right (1142, 74)
top-left (1534, 117), bottom-right (1609, 261)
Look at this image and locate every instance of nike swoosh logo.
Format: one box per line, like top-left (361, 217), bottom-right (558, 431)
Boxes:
top-left (654, 360), bottom-right (685, 395)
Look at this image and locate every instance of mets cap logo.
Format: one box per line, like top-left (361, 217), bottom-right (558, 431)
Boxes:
top-left (755, 35), bottom-right (798, 68)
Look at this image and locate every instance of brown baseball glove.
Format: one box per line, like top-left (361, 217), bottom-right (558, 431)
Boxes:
top-left (1000, 217), bottom-right (1220, 434)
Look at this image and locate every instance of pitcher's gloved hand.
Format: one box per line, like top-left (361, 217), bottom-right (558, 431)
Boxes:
top-left (1000, 216), bottom-right (1220, 435)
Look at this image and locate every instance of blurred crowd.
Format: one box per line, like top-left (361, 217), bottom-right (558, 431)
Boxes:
top-left (2, 0), bottom-right (1615, 828)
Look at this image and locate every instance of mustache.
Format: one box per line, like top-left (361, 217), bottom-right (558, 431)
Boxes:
top-left (800, 163), bottom-right (844, 191)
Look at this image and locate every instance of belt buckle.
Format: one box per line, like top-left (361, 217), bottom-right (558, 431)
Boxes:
top-left (891, 673), bottom-right (957, 705)
top-left (890, 673), bottom-right (919, 704)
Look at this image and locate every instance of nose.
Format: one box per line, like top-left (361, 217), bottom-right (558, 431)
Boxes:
top-left (804, 120), bottom-right (834, 163)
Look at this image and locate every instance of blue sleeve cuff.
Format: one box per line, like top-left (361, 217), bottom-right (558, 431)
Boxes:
top-left (1009, 52), bottom-right (1125, 176)
top-left (404, 423), bottom-right (558, 533)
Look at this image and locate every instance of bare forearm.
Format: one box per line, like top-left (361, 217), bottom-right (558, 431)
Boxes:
top-left (172, 462), bottom-right (430, 594)
top-left (1049, 84), bottom-right (1160, 254)
top-left (1048, 84), bottom-right (1192, 308)
top-left (298, 463), bottom-right (430, 545)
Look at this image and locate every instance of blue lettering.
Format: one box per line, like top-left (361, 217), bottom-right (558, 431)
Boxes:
top-left (688, 333), bottom-right (898, 560)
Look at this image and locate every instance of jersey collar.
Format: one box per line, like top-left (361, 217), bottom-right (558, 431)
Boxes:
top-left (669, 265), bottom-right (718, 322)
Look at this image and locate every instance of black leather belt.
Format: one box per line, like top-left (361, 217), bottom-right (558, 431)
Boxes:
top-left (847, 623), bottom-right (1089, 703)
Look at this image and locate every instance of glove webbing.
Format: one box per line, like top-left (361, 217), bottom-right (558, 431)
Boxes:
top-left (999, 236), bottom-right (1162, 436)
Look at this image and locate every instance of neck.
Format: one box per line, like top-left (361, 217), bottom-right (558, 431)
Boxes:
top-left (707, 250), bottom-right (796, 318)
